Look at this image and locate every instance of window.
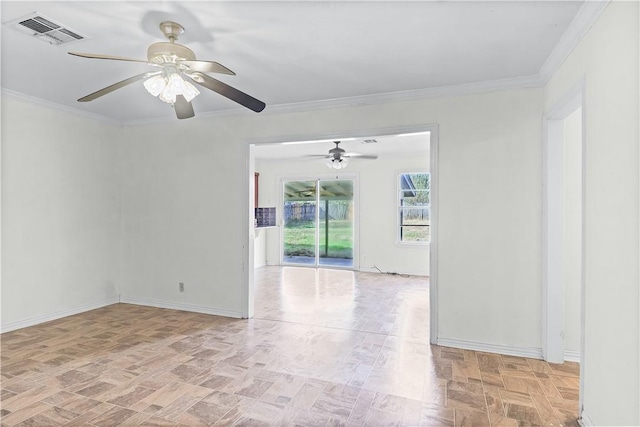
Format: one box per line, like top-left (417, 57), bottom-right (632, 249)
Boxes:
top-left (398, 172), bottom-right (430, 243)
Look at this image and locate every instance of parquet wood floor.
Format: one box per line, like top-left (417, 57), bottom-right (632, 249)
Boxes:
top-left (1, 266), bottom-right (579, 426)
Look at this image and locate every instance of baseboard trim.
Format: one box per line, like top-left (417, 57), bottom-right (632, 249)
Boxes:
top-left (119, 296), bottom-right (243, 319)
top-left (437, 338), bottom-right (544, 360)
top-left (578, 409), bottom-right (594, 427)
top-left (358, 267), bottom-right (429, 277)
top-left (0, 297), bottom-right (119, 333)
top-left (564, 349), bottom-right (581, 363)
top-left (260, 264), bottom-right (429, 277)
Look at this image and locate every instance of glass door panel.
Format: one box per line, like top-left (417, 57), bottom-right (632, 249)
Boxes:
top-left (283, 180), bottom-right (317, 265)
top-left (318, 180), bottom-right (354, 267)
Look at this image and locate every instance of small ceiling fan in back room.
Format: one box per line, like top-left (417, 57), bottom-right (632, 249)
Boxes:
top-left (305, 141), bottom-right (378, 169)
top-left (68, 21), bottom-right (266, 119)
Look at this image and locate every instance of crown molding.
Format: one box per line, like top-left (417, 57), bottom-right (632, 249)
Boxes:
top-left (1, 88), bottom-right (122, 127)
top-left (122, 74), bottom-right (543, 127)
top-left (538, 0), bottom-right (610, 83)
top-left (257, 74), bottom-right (543, 115)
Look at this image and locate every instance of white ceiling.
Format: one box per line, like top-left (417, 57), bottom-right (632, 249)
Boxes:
top-left (1, 1), bottom-right (584, 124)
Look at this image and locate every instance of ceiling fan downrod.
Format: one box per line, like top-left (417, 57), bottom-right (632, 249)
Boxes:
top-left (159, 21), bottom-right (184, 43)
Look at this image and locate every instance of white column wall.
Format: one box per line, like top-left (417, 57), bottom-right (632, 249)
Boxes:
top-left (434, 90), bottom-right (545, 350)
top-left (544, 2), bottom-right (639, 424)
top-left (118, 122), bottom-right (249, 317)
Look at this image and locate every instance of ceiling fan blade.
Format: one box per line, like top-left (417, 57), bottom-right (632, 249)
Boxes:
top-left (344, 154), bottom-right (378, 159)
top-left (69, 52), bottom-right (150, 64)
top-left (78, 71), bottom-right (160, 102)
top-left (180, 60), bottom-right (235, 76)
top-left (188, 72), bottom-right (266, 113)
top-left (174, 95), bottom-right (195, 120)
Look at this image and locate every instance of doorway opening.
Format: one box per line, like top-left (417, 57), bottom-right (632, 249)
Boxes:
top-left (282, 177), bottom-right (356, 268)
top-left (246, 125), bottom-right (438, 344)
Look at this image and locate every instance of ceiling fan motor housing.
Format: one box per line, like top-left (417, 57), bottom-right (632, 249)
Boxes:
top-left (147, 42), bottom-right (196, 64)
top-left (329, 143), bottom-right (345, 159)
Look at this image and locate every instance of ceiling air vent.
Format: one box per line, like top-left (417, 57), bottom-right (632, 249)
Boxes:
top-left (362, 139), bottom-right (378, 144)
top-left (6, 13), bottom-right (86, 45)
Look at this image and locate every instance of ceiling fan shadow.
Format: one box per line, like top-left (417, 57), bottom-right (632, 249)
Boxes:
top-left (140, 5), bottom-right (214, 45)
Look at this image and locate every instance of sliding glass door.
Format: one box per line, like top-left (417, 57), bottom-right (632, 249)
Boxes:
top-left (282, 177), bottom-right (355, 268)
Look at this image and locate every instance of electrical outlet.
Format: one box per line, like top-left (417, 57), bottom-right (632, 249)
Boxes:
top-left (179, 282), bottom-right (184, 292)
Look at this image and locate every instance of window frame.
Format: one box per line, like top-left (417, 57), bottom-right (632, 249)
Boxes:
top-left (396, 171), bottom-right (430, 245)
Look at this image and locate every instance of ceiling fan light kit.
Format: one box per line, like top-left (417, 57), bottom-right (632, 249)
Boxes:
top-left (68, 21), bottom-right (265, 119)
top-left (327, 157), bottom-right (349, 170)
top-left (143, 69), bottom-right (200, 104)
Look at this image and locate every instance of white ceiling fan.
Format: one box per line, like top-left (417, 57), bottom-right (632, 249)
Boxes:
top-left (68, 21), bottom-right (266, 119)
top-left (306, 141), bottom-right (378, 169)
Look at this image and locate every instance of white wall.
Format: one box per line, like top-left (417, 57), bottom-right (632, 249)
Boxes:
top-left (435, 90), bottom-right (544, 350)
top-left (544, 2), bottom-right (639, 424)
top-left (255, 152), bottom-right (430, 275)
top-left (118, 121), bottom-right (249, 317)
top-left (562, 107), bottom-right (581, 355)
top-left (1, 96), bottom-right (121, 331)
top-left (117, 87), bottom-right (544, 351)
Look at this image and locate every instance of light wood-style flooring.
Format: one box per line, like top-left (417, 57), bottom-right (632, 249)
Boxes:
top-left (1, 267), bottom-right (579, 426)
